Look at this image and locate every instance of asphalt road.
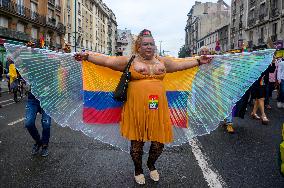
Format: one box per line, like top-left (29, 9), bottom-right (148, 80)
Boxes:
top-left (0, 92), bottom-right (284, 188)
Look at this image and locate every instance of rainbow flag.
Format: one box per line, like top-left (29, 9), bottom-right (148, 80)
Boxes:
top-left (82, 59), bottom-right (199, 128)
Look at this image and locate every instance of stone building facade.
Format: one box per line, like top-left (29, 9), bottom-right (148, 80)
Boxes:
top-left (0, 0), bottom-right (65, 49)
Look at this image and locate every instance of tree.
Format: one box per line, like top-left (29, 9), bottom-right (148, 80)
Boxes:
top-left (178, 45), bottom-right (188, 58)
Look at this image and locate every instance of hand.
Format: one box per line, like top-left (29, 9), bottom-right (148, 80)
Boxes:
top-left (199, 55), bottom-right (213, 65)
top-left (74, 52), bottom-right (89, 61)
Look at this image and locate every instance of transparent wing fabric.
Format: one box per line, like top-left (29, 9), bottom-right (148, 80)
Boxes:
top-left (4, 43), bottom-right (274, 151)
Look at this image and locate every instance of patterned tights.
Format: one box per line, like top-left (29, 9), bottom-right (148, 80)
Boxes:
top-left (130, 140), bottom-right (164, 176)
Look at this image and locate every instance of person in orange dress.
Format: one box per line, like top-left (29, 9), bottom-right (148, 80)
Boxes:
top-left (75, 29), bottom-right (211, 185)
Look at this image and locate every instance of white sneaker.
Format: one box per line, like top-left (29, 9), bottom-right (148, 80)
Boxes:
top-left (134, 174), bottom-right (145, 185)
top-left (150, 170), bottom-right (160, 182)
top-left (277, 102), bottom-right (282, 108)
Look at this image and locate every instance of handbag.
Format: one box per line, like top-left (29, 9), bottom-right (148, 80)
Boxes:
top-left (113, 55), bottom-right (136, 102)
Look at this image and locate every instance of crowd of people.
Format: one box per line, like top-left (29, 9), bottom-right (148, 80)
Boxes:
top-left (0, 29), bottom-right (283, 184)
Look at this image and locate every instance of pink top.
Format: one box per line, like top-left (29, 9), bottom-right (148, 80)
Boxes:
top-left (269, 59), bottom-right (279, 82)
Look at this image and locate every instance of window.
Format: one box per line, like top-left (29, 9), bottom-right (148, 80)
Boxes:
top-left (68, 15), bottom-right (71, 24)
top-left (17, 0), bottom-right (24, 15)
top-left (68, 33), bottom-right (71, 43)
top-left (31, 27), bottom-right (38, 39)
top-left (56, 35), bottom-right (60, 44)
top-left (31, 2), bottom-right (38, 13)
top-left (78, 18), bottom-right (81, 26)
top-left (55, 0), bottom-right (60, 6)
top-left (260, 3), bottom-right (266, 15)
top-left (273, 22), bottom-right (277, 35)
top-left (56, 15), bottom-right (60, 25)
top-left (67, 0), bottom-right (70, 8)
top-left (17, 22), bottom-right (25, 32)
top-left (48, 9), bottom-right (53, 18)
top-left (0, 16), bottom-right (8, 28)
top-left (86, 40), bottom-right (88, 49)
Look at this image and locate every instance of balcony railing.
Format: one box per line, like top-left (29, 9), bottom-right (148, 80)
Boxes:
top-left (258, 38), bottom-right (264, 44)
top-left (271, 8), bottom-right (280, 18)
top-left (78, 26), bottom-right (82, 33)
top-left (48, 0), bottom-right (55, 5)
top-left (248, 18), bottom-right (256, 27)
top-left (259, 14), bottom-right (266, 22)
top-left (47, 17), bottom-right (56, 26)
top-left (55, 5), bottom-right (61, 11)
top-left (249, 0), bottom-right (256, 7)
top-left (0, 26), bottom-right (31, 42)
top-left (0, 1), bottom-right (46, 25)
top-left (271, 35), bottom-right (277, 42)
top-left (56, 22), bottom-right (66, 34)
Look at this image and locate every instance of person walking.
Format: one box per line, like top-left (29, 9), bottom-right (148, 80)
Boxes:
top-left (25, 91), bottom-right (52, 157)
top-left (277, 57), bottom-right (284, 108)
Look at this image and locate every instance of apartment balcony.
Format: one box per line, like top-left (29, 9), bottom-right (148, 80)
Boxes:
top-left (248, 18), bottom-right (256, 27)
top-left (117, 39), bottom-right (128, 44)
top-left (48, 0), bottom-right (55, 5)
top-left (78, 26), bottom-right (82, 33)
top-left (259, 14), bottom-right (266, 22)
top-left (0, 1), bottom-right (46, 25)
top-left (46, 18), bottom-right (66, 34)
top-left (232, 9), bottom-right (236, 16)
top-left (249, 0), bottom-right (256, 7)
top-left (0, 26), bottom-right (31, 42)
top-left (47, 17), bottom-right (56, 26)
top-left (56, 22), bottom-right (66, 34)
top-left (271, 8), bottom-right (280, 18)
top-left (55, 5), bottom-right (61, 11)
top-left (258, 38), bottom-right (264, 44)
top-left (271, 35), bottom-right (277, 42)
top-left (239, 22), bottom-right (243, 30)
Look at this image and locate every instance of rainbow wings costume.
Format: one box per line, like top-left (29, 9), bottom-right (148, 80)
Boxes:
top-left (4, 43), bottom-right (275, 151)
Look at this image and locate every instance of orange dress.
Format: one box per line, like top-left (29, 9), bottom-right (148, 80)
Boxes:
top-left (120, 63), bottom-right (173, 144)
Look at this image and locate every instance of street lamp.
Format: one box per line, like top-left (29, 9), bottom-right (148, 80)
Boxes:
top-left (159, 40), bottom-right (162, 56)
top-left (74, 0), bottom-right (77, 52)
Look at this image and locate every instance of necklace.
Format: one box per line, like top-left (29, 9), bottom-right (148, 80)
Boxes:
top-left (136, 54), bottom-right (159, 65)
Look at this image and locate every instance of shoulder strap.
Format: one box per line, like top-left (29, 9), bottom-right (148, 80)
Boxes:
top-left (124, 55), bottom-right (135, 73)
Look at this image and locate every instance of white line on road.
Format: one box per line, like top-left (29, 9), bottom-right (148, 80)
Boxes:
top-left (8, 118), bottom-right (25, 126)
top-left (189, 138), bottom-right (226, 188)
top-left (1, 102), bottom-right (15, 107)
top-left (0, 99), bottom-right (13, 104)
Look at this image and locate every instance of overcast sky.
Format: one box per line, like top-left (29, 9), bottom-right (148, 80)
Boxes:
top-left (103, 0), bottom-right (231, 57)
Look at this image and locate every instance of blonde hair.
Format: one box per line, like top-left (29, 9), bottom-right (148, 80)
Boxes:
top-left (132, 29), bottom-right (154, 54)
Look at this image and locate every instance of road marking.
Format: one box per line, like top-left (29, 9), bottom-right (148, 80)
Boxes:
top-left (1, 102), bottom-right (15, 107)
top-left (8, 118), bottom-right (25, 126)
top-left (0, 99), bottom-right (13, 104)
top-left (189, 138), bottom-right (226, 188)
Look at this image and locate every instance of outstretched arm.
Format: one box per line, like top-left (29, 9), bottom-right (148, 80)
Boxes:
top-left (160, 56), bottom-right (211, 73)
top-left (74, 53), bottom-right (128, 72)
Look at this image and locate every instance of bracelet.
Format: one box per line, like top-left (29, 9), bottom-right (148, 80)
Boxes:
top-left (196, 58), bottom-right (201, 66)
top-left (83, 53), bottom-right (89, 61)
